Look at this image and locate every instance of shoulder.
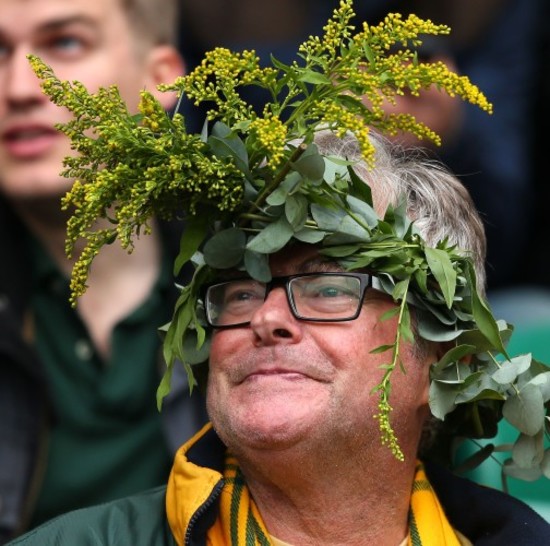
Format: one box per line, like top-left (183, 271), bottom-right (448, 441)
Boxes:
top-left (425, 461), bottom-right (550, 545)
top-left (7, 487), bottom-right (176, 546)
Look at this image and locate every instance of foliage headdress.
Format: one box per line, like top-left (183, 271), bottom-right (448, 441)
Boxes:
top-left (30, 0), bottom-right (549, 480)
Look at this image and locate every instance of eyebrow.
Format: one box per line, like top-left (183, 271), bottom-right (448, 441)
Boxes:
top-left (294, 257), bottom-right (343, 274)
top-left (38, 15), bottom-right (98, 33)
top-left (0, 15), bottom-right (97, 41)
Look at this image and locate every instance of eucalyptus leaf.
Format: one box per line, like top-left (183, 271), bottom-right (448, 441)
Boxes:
top-left (503, 385), bottom-right (545, 436)
top-left (244, 249), bottom-right (271, 282)
top-left (203, 227), bottom-right (246, 268)
top-left (323, 156), bottom-right (350, 184)
top-left (502, 459), bottom-right (543, 481)
top-left (285, 193), bottom-right (308, 229)
top-left (291, 143), bottom-right (325, 181)
top-left (346, 194), bottom-right (378, 228)
top-left (416, 310), bottom-right (463, 342)
top-left (429, 380), bottom-right (457, 419)
top-left (512, 430), bottom-right (544, 468)
top-left (209, 121), bottom-right (249, 174)
top-left (334, 215), bottom-right (370, 241)
top-left (542, 449), bottom-right (550, 479)
top-left (266, 172), bottom-right (302, 206)
top-left (294, 227), bottom-right (326, 244)
top-left (432, 344), bottom-right (477, 372)
top-left (246, 216), bottom-right (294, 253)
top-left (311, 202), bottom-right (346, 231)
top-left (492, 354), bottom-right (533, 385)
top-left (526, 370), bottom-right (550, 402)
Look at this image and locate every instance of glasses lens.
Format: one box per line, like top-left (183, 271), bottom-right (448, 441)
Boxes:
top-left (289, 274), bottom-right (363, 320)
top-left (206, 279), bottom-right (266, 326)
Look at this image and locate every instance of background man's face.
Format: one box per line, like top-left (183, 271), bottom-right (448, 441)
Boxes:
top-left (0, 0), bottom-right (151, 201)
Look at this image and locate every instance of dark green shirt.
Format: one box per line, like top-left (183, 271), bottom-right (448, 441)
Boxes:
top-left (29, 236), bottom-right (174, 527)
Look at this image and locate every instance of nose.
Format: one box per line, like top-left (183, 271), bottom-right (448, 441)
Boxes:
top-left (3, 47), bottom-right (46, 108)
top-left (249, 287), bottom-right (303, 346)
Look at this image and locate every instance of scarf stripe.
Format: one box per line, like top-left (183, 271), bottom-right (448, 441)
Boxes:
top-left (203, 455), bottom-right (463, 546)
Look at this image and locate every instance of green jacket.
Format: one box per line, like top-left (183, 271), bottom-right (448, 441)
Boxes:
top-left (7, 425), bottom-right (550, 545)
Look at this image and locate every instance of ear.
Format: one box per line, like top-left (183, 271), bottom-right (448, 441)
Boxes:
top-left (142, 45), bottom-right (186, 111)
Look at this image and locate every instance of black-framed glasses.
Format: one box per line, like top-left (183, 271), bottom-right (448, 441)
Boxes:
top-left (203, 272), bottom-right (373, 328)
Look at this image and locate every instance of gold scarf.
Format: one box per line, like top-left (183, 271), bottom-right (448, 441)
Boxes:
top-left (167, 429), bottom-right (466, 546)
top-left (207, 457), bottom-right (464, 545)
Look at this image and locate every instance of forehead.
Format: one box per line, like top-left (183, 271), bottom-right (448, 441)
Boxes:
top-left (268, 244), bottom-right (340, 277)
top-left (0, 0), bottom-right (123, 36)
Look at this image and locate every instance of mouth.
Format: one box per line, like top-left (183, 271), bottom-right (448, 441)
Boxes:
top-left (2, 125), bottom-right (60, 158)
top-left (238, 365), bottom-right (327, 385)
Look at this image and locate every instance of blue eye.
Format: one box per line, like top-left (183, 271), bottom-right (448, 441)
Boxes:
top-left (52, 35), bottom-right (84, 52)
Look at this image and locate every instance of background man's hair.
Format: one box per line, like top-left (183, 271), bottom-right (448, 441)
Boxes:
top-left (122, 0), bottom-right (180, 47)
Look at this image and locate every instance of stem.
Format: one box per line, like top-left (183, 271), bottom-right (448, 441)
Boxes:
top-left (238, 143), bottom-right (308, 226)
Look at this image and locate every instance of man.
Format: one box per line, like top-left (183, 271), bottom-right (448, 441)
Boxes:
top-left (7, 128), bottom-right (549, 545)
top-left (8, 3), bottom-right (549, 543)
top-left (0, 0), bottom-right (208, 542)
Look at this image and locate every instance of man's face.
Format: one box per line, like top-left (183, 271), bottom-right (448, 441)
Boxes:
top-left (0, 0), bottom-right (157, 200)
top-left (207, 245), bottom-right (436, 458)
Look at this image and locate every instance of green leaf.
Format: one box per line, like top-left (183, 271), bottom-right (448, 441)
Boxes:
top-left (209, 121), bottom-right (249, 173)
top-left (425, 247), bottom-right (456, 308)
top-left (512, 430), bottom-right (544, 468)
top-left (294, 227), bottom-right (326, 244)
top-left (492, 354), bottom-right (532, 385)
top-left (399, 305), bottom-right (414, 343)
top-left (527, 370), bottom-right (550, 402)
top-left (266, 172), bottom-right (302, 206)
top-left (416, 310), bottom-right (463, 342)
top-left (311, 202), bottom-right (346, 231)
top-left (346, 194), bottom-right (378, 228)
top-left (156, 365), bottom-right (173, 410)
top-left (285, 194), bottom-right (308, 229)
top-left (203, 227), bottom-right (246, 268)
top-left (291, 143), bottom-right (325, 181)
top-left (432, 344), bottom-right (477, 372)
top-left (323, 156), bottom-right (351, 184)
top-left (429, 380), bottom-right (457, 419)
top-left (542, 449), bottom-right (550, 479)
top-left (467, 265), bottom-right (507, 355)
top-left (181, 330), bottom-right (211, 364)
top-left (503, 462), bottom-right (543, 481)
top-left (244, 249), bottom-right (271, 282)
top-left (370, 343), bottom-right (394, 354)
top-left (297, 69), bottom-right (331, 85)
top-left (380, 307), bottom-right (399, 321)
top-left (348, 164), bottom-right (373, 204)
top-left (174, 216), bottom-right (208, 276)
top-left (392, 279), bottom-right (409, 302)
top-left (246, 216), bottom-right (294, 253)
top-left (503, 385), bottom-right (545, 436)
top-left (333, 215), bottom-right (370, 241)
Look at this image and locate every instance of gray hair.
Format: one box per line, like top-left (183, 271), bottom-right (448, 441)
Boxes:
top-left (313, 129), bottom-right (487, 294)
